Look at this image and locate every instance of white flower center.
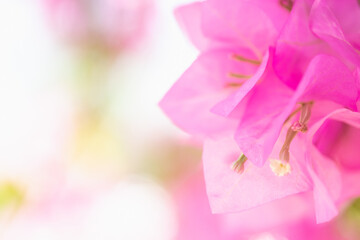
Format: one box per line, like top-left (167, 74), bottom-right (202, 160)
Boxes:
top-left (270, 159), bottom-right (291, 177)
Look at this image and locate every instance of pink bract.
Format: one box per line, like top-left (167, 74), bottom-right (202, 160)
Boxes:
top-left (160, 0), bottom-right (291, 137)
top-left (306, 109), bottom-right (360, 222)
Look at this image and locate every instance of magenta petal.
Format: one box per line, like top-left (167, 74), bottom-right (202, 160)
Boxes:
top-left (300, 55), bottom-right (358, 110)
top-left (202, 135), bottom-right (311, 214)
top-left (159, 49), bottom-right (253, 137)
top-left (323, 0), bottom-right (360, 50)
top-left (310, 0), bottom-right (360, 67)
top-left (211, 49), bottom-right (271, 117)
top-left (356, 67), bottom-right (360, 91)
top-left (305, 144), bottom-right (341, 224)
top-left (276, 0), bottom-right (360, 89)
top-left (307, 109), bottom-right (360, 222)
top-left (248, 0), bottom-right (290, 32)
top-left (313, 118), bottom-right (360, 170)
top-left (201, 0), bottom-right (278, 59)
top-left (274, 0), bottom-right (331, 89)
top-left (306, 159), bottom-right (338, 223)
top-left (174, 2), bottom-right (210, 51)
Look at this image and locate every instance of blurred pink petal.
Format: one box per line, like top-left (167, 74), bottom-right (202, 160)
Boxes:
top-left (44, 0), bottom-right (152, 50)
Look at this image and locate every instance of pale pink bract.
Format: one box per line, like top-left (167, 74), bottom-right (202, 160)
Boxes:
top-left (173, 170), bottom-right (351, 239)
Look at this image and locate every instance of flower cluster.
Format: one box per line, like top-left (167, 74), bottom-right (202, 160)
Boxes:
top-left (160, 0), bottom-right (360, 224)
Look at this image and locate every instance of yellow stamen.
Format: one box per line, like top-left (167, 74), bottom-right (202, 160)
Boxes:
top-left (228, 73), bottom-right (252, 79)
top-left (283, 105), bottom-right (302, 126)
top-left (232, 54), bottom-right (261, 65)
top-left (226, 82), bottom-right (244, 88)
top-left (279, 126), bottom-right (297, 163)
top-left (275, 102), bottom-right (313, 176)
top-left (231, 154), bottom-right (248, 174)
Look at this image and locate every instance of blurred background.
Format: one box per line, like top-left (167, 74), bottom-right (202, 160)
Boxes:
top-left (0, 1), bottom-right (359, 240)
top-left (0, 0), bottom-right (200, 239)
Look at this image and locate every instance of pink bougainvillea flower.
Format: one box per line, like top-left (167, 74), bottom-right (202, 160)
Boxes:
top-left (44, 0), bottom-right (152, 51)
top-left (161, 0), bottom-right (360, 226)
top-left (160, 0), bottom-right (293, 138)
